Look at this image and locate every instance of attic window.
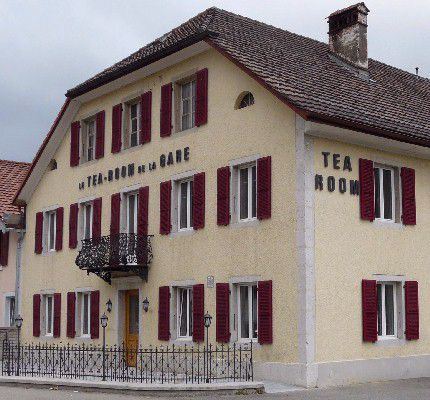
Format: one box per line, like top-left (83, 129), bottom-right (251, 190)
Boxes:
top-left (48, 159), bottom-right (57, 171)
top-left (236, 92), bottom-right (255, 109)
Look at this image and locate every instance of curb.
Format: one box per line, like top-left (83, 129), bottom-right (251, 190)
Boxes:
top-left (0, 376), bottom-right (265, 395)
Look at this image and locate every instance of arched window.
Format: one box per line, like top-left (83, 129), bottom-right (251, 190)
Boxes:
top-left (236, 92), bottom-right (255, 109)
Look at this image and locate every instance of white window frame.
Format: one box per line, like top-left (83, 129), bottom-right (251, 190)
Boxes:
top-left (374, 165), bottom-right (396, 222)
top-left (377, 282), bottom-right (398, 339)
top-left (46, 210), bottom-right (57, 252)
top-left (126, 192), bottom-right (138, 234)
top-left (82, 202), bottom-right (93, 240)
top-left (237, 163), bottom-right (257, 222)
top-left (82, 119), bottom-right (96, 163)
top-left (79, 292), bottom-right (91, 338)
top-left (129, 102), bottom-right (140, 148)
top-left (180, 80), bottom-right (196, 131)
top-left (177, 179), bottom-right (193, 231)
top-left (176, 287), bottom-right (193, 340)
top-left (44, 294), bottom-right (54, 337)
top-left (237, 284), bottom-right (258, 342)
top-left (4, 294), bottom-right (15, 327)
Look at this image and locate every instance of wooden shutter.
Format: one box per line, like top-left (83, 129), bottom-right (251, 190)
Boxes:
top-left (401, 167), bottom-right (416, 225)
top-left (140, 91), bottom-right (152, 144)
top-left (195, 68), bottom-right (208, 126)
top-left (70, 121), bottom-right (80, 167)
top-left (193, 172), bottom-right (205, 230)
top-left (53, 293), bottom-right (61, 338)
top-left (111, 103), bottom-right (123, 153)
top-left (160, 83), bottom-right (172, 137)
top-left (35, 212), bottom-right (43, 254)
top-left (92, 198), bottom-right (102, 239)
top-left (110, 193), bottom-right (121, 236)
top-left (405, 281), bottom-right (419, 340)
top-left (66, 292), bottom-right (76, 338)
top-left (216, 283), bottom-right (230, 343)
top-left (217, 166), bottom-right (230, 226)
top-left (95, 110), bottom-right (105, 159)
top-left (55, 207), bottom-right (64, 251)
top-left (33, 294), bottom-right (41, 337)
top-left (158, 286), bottom-right (170, 341)
top-left (362, 279), bottom-right (377, 342)
top-left (193, 284), bottom-right (205, 342)
top-left (258, 280), bottom-right (273, 344)
top-left (90, 290), bottom-right (100, 339)
top-left (138, 186), bottom-right (149, 236)
top-left (257, 156), bottom-right (272, 220)
top-left (69, 203), bottom-right (79, 249)
top-left (359, 159), bottom-right (375, 221)
top-left (0, 232), bottom-right (9, 266)
top-left (159, 181), bottom-right (171, 235)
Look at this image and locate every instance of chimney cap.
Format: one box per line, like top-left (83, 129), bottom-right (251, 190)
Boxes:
top-left (328, 2), bottom-right (369, 18)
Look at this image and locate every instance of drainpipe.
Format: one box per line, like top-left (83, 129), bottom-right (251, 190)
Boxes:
top-left (14, 230), bottom-right (25, 319)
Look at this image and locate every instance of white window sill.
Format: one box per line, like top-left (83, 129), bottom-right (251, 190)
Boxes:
top-left (170, 229), bottom-right (195, 238)
top-left (76, 335), bottom-right (91, 341)
top-left (42, 250), bottom-right (57, 257)
top-left (373, 219), bottom-right (404, 230)
top-left (172, 337), bottom-right (193, 345)
top-left (230, 219), bottom-right (260, 230)
top-left (375, 337), bottom-right (406, 347)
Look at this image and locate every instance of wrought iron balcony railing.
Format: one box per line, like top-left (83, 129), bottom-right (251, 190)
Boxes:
top-left (75, 234), bottom-right (153, 284)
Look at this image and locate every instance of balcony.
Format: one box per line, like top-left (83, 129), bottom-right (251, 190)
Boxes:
top-left (75, 234), bottom-right (153, 284)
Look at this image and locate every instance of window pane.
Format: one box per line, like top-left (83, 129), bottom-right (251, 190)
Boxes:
top-left (377, 284), bottom-right (382, 336)
top-left (9, 298), bottom-right (15, 327)
top-left (85, 205), bottom-right (92, 239)
top-left (240, 286), bottom-right (249, 339)
top-left (251, 166), bottom-right (257, 218)
top-left (130, 104), bottom-right (137, 119)
top-left (385, 284), bottom-right (395, 336)
top-left (374, 169), bottom-right (380, 219)
top-left (383, 169), bottom-right (393, 220)
top-left (47, 297), bottom-right (53, 334)
top-left (128, 195), bottom-right (136, 234)
top-left (190, 181), bottom-right (194, 228)
top-left (179, 289), bottom-right (188, 337)
top-left (83, 294), bottom-right (89, 335)
top-left (188, 290), bottom-right (193, 336)
top-left (49, 213), bottom-right (55, 250)
top-left (180, 182), bottom-right (188, 229)
top-left (252, 285), bottom-right (258, 339)
top-left (240, 168), bottom-right (249, 220)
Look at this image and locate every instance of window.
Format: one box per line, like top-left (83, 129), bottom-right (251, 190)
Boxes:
top-left (238, 164), bottom-right (257, 221)
top-left (5, 296), bottom-right (15, 327)
top-left (44, 295), bottom-right (54, 337)
top-left (374, 166), bottom-right (395, 221)
top-left (180, 80), bottom-right (196, 131)
top-left (178, 179), bottom-right (193, 230)
top-left (238, 92), bottom-right (254, 109)
top-left (126, 193), bottom-right (138, 234)
top-left (377, 283), bottom-right (398, 338)
top-left (78, 292), bottom-right (91, 337)
top-left (46, 211), bottom-right (56, 251)
top-left (82, 203), bottom-right (93, 240)
top-left (82, 119), bottom-right (96, 162)
top-left (177, 287), bottom-right (193, 339)
top-left (237, 284), bottom-right (258, 341)
top-left (124, 102), bottom-right (140, 149)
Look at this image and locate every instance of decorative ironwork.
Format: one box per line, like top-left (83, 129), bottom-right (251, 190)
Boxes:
top-left (75, 234), bottom-right (153, 284)
top-left (1, 340), bottom-right (253, 384)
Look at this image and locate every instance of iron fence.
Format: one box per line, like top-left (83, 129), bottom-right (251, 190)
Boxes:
top-left (1, 340), bottom-right (253, 384)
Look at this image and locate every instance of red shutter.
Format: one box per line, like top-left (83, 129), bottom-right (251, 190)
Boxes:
top-left (70, 121), bottom-right (80, 167)
top-left (35, 212), bottom-right (43, 254)
top-left (401, 167), bottom-right (416, 225)
top-left (160, 83), bottom-right (172, 137)
top-left (92, 198), bottom-right (102, 239)
top-left (69, 203), bottom-right (79, 249)
top-left (55, 207), bottom-right (64, 251)
top-left (359, 159), bottom-right (375, 221)
top-left (95, 110), bottom-right (105, 159)
top-left (193, 172), bottom-right (205, 230)
top-left (110, 193), bottom-right (121, 236)
top-left (138, 186), bottom-right (149, 236)
top-left (195, 68), bottom-right (208, 127)
top-left (217, 167), bottom-right (230, 226)
top-left (53, 293), bottom-right (61, 338)
top-left (140, 91), bottom-right (152, 144)
top-left (66, 292), bottom-right (76, 338)
top-left (405, 281), bottom-right (419, 340)
top-left (33, 294), bottom-right (41, 337)
top-left (257, 156), bottom-right (272, 220)
top-left (258, 280), bottom-right (273, 344)
top-left (0, 232), bottom-right (9, 266)
top-left (90, 290), bottom-right (100, 339)
top-left (362, 279), bottom-right (377, 342)
top-left (193, 284), bottom-right (204, 342)
top-left (159, 181), bottom-right (171, 235)
top-left (158, 286), bottom-right (170, 341)
top-left (111, 103), bottom-right (123, 153)
top-left (216, 283), bottom-right (230, 343)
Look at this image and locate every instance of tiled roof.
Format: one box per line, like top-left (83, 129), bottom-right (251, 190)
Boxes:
top-left (66, 7), bottom-right (430, 147)
top-left (0, 160), bottom-right (30, 217)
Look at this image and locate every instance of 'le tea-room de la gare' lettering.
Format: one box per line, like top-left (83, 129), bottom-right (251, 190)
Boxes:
top-left (315, 152), bottom-right (359, 195)
top-left (78, 146), bottom-right (190, 190)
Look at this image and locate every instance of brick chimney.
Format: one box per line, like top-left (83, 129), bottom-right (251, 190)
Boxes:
top-left (328, 3), bottom-right (370, 70)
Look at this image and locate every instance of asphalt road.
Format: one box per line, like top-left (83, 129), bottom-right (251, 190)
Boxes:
top-left (0, 378), bottom-right (429, 399)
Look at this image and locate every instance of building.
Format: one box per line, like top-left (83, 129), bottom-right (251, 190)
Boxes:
top-left (0, 160), bottom-right (29, 329)
top-left (13, 3), bottom-right (430, 387)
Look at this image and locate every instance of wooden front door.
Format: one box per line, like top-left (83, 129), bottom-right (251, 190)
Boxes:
top-left (124, 290), bottom-right (139, 366)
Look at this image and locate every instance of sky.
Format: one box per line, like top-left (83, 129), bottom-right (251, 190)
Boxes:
top-left (1, 0), bottom-right (429, 163)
